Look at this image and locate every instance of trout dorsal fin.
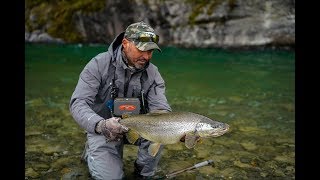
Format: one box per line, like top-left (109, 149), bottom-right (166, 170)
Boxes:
top-left (126, 129), bottom-right (140, 144)
top-left (147, 110), bottom-right (168, 116)
top-left (185, 132), bottom-right (201, 149)
top-left (148, 142), bottom-right (162, 157)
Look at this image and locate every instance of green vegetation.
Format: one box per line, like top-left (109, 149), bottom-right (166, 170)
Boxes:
top-left (186, 0), bottom-right (237, 24)
top-left (25, 0), bottom-right (106, 42)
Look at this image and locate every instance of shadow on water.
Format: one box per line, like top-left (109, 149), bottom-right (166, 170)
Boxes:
top-left (25, 43), bottom-right (295, 179)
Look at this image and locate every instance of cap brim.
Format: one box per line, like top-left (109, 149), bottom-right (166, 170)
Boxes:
top-left (135, 42), bottom-right (161, 52)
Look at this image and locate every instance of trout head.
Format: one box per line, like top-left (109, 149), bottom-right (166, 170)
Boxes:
top-left (195, 119), bottom-right (230, 138)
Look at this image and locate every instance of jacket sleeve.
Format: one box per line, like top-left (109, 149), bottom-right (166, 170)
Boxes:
top-left (146, 68), bottom-right (172, 112)
top-left (69, 56), bottom-right (106, 133)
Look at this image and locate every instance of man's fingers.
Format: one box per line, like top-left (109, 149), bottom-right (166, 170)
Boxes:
top-left (120, 125), bottom-right (129, 132)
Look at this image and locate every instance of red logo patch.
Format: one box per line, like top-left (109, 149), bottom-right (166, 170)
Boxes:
top-left (119, 105), bottom-right (136, 111)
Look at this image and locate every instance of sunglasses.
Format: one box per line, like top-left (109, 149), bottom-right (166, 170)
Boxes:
top-left (130, 32), bottom-right (159, 44)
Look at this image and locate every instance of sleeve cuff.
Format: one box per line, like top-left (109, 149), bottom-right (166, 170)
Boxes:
top-left (87, 114), bottom-right (104, 134)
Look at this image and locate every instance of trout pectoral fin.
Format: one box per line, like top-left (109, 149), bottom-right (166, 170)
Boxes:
top-left (148, 142), bottom-right (162, 157)
top-left (126, 130), bottom-right (140, 144)
top-left (185, 133), bottom-right (200, 149)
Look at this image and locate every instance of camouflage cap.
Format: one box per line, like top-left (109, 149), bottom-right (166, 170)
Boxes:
top-left (124, 21), bottom-right (161, 52)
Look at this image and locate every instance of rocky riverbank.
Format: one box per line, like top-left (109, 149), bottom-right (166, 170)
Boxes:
top-left (25, 0), bottom-right (295, 49)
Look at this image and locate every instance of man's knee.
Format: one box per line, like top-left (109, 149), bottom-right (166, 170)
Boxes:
top-left (85, 132), bottom-right (126, 179)
top-left (87, 153), bottom-right (124, 180)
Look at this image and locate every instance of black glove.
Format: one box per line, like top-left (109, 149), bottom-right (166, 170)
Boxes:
top-left (95, 117), bottom-right (128, 141)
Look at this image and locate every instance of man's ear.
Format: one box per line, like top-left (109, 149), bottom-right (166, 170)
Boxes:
top-left (122, 38), bottom-right (129, 49)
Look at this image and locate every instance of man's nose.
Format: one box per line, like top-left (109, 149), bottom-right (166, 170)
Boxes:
top-left (142, 51), bottom-right (152, 60)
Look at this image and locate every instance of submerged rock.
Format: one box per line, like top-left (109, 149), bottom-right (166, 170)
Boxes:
top-left (240, 142), bottom-right (258, 151)
top-left (25, 167), bottom-right (40, 178)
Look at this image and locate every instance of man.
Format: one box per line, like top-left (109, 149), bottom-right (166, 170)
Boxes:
top-left (69, 21), bottom-right (171, 179)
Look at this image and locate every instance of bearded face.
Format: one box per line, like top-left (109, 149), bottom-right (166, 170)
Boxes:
top-left (122, 38), bottom-right (153, 69)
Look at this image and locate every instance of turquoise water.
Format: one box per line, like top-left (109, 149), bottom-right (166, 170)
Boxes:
top-left (25, 43), bottom-right (295, 179)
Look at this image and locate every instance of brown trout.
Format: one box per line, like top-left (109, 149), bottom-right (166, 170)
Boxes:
top-left (119, 111), bottom-right (230, 156)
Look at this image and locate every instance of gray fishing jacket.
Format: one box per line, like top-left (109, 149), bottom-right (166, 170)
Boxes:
top-left (69, 32), bottom-right (171, 134)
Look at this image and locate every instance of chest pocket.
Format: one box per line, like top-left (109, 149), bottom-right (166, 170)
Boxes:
top-left (96, 78), bottom-right (112, 103)
top-left (140, 71), bottom-right (153, 97)
top-left (96, 62), bottom-right (116, 103)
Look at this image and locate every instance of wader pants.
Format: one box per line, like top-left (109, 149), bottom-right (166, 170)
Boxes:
top-left (83, 132), bottom-right (163, 180)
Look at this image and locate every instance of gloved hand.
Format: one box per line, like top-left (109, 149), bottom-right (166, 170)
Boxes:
top-left (95, 117), bottom-right (128, 141)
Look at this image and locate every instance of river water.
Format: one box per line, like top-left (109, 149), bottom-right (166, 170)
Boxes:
top-left (25, 43), bottom-right (295, 179)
